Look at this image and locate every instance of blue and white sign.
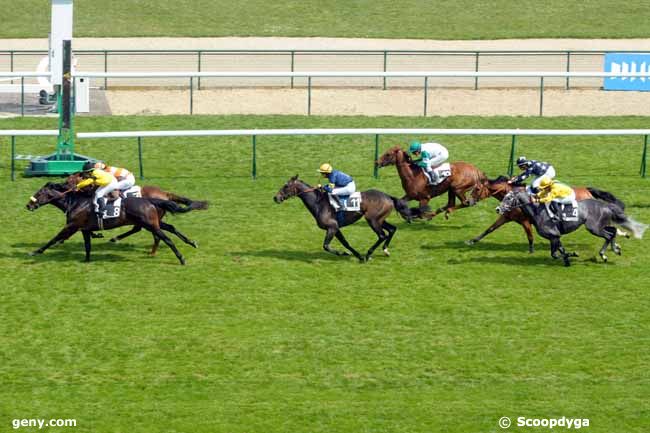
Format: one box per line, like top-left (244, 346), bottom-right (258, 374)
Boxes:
top-left (604, 53), bottom-right (650, 91)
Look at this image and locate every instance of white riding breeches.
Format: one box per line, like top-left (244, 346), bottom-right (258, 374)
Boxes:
top-left (332, 181), bottom-right (356, 196)
top-left (116, 173), bottom-right (135, 191)
top-left (94, 179), bottom-right (119, 209)
top-left (423, 148), bottom-right (449, 170)
top-left (545, 190), bottom-right (577, 217)
top-left (531, 166), bottom-right (556, 190)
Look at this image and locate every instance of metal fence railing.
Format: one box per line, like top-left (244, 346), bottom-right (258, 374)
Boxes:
top-left (2, 49), bottom-right (646, 90)
top-left (76, 128), bottom-right (650, 180)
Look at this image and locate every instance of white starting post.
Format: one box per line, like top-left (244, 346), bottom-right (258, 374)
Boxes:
top-left (25, 0), bottom-right (96, 176)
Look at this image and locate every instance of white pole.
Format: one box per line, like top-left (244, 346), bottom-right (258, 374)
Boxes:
top-left (50, 0), bottom-right (73, 86)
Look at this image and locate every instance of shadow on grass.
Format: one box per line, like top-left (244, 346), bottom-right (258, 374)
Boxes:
top-left (6, 240), bottom-right (158, 263)
top-left (423, 240), bottom-right (535, 253)
top-left (445, 254), bottom-right (602, 267)
top-left (229, 249), bottom-right (377, 264)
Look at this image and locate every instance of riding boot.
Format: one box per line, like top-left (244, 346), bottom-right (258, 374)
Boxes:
top-left (96, 197), bottom-right (106, 229)
top-left (547, 202), bottom-right (559, 223)
top-left (427, 170), bottom-right (438, 185)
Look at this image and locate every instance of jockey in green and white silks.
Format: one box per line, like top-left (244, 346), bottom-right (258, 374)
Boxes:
top-left (408, 141), bottom-right (449, 184)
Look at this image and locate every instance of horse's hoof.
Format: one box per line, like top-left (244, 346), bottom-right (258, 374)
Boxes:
top-left (340, 251), bottom-right (350, 257)
top-left (564, 261), bottom-right (571, 267)
top-left (571, 252), bottom-right (579, 257)
top-left (91, 233), bottom-right (104, 239)
top-left (179, 258), bottom-right (186, 265)
top-left (190, 241), bottom-right (198, 249)
top-left (383, 248), bottom-right (390, 256)
top-left (528, 248), bottom-right (535, 254)
top-left (465, 239), bottom-right (476, 246)
top-left (614, 247), bottom-right (622, 256)
top-left (109, 238), bottom-right (117, 243)
top-left (601, 254), bottom-right (608, 262)
top-left (28, 250), bottom-right (41, 256)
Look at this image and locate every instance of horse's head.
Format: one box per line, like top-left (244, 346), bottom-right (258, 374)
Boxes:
top-left (376, 145), bottom-right (407, 167)
top-left (274, 175), bottom-right (309, 203)
top-left (26, 182), bottom-right (68, 211)
top-left (496, 190), bottom-right (530, 214)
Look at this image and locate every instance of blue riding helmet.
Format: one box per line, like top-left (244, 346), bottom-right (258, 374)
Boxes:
top-left (408, 141), bottom-right (422, 153)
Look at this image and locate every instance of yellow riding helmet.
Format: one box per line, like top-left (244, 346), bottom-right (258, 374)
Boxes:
top-left (318, 163), bottom-right (333, 174)
top-left (538, 176), bottom-right (553, 189)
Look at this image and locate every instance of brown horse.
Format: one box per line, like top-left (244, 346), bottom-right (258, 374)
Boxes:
top-left (273, 175), bottom-right (411, 261)
top-left (65, 173), bottom-right (202, 254)
top-left (376, 146), bottom-right (489, 219)
top-left (26, 182), bottom-right (207, 264)
top-left (466, 176), bottom-right (628, 253)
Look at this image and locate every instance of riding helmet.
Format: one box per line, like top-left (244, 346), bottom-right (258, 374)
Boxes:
top-left (516, 156), bottom-right (531, 167)
top-left (538, 176), bottom-right (554, 189)
top-left (318, 163), bottom-right (333, 174)
top-left (82, 161), bottom-right (95, 171)
top-left (408, 141), bottom-right (422, 153)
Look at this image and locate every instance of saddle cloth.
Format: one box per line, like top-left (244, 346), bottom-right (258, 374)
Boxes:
top-left (423, 163), bottom-right (452, 185)
top-left (557, 203), bottom-right (579, 222)
top-left (328, 191), bottom-right (362, 212)
top-left (101, 186), bottom-right (141, 219)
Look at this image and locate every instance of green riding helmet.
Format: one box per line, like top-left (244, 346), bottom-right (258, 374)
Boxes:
top-left (408, 141), bottom-right (422, 153)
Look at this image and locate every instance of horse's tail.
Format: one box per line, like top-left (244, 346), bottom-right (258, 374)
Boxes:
top-left (610, 204), bottom-right (647, 239)
top-left (145, 198), bottom-right (208, 214)
top-left (164, 192), bottom-right (194, 206)
top-left (390, 196), bottom-right (412, 222)
top-left (587, 187), bottom-right (625, 210)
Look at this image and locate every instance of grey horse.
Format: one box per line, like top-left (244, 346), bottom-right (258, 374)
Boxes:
top-left (497, 190), bottom-right (647, 266)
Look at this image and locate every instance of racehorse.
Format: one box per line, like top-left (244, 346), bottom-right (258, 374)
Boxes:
top-left (467, 176), bottom-right (628, 253)
top-left (376, 145), bottom-right (488, 219)
top-left (65, 172), bottom-right (201, 252)
top-left (496, 190), bottom-right (647, 266)
top-left (26, 182), bottom-right (207, 264)
top-left (273, 175), bottom-right (411, 262)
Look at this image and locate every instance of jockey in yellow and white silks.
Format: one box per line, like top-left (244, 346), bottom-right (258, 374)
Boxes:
top-left (535, 176), bottom-right (576, 220)
top-left (76, 161), bottom-right (118, 215)
top-left (94, 161), bottom-right (135, 193)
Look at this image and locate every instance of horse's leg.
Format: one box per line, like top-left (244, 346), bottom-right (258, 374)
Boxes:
top-left (522, 219), bottom-right (535, 254)
top-left (381, 221), bottom-right (397, 256)
top-left (110, 226), bottom-right (142, 243)
top-left (427, 189), bottom-right (455, 219)
top-left (323, 227), bottom-right (349, 257)
top-left (150, 228), bottom-right (185, 265)
top-left (364, 219), bottom-right (388, 261)
top-left (82, 230), bottom-right (92, 262)
top-left (554, 239), bottom-right (574, 266)
top-left (334, 230), bottom-right (364, 262)
top-left (466, 215), bottom-right (509, 246)
top-left (585, 217), bottom-right (616, 262)
top-left (150, 234), bottom-right (161, 256)
top-left (159, 221), bottom-right (198, 248)
top-left (609, 227), bottom-right (622, 255)
top-left (29, 225), bottom-right (78, 256)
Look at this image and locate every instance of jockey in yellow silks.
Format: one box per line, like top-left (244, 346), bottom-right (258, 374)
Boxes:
top-left (535, 176), bottom-right (577, 221)
top-left (76, 161), bottom-right (118, 216)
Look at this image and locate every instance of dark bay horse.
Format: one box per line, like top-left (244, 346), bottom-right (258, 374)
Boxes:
top-left (273, 175), bottom-right (411, 261)
top-left (65, 172), bottom-right (201, 251)
top-left (497, 190), bottom-right (647, 266)
top-left (27, 182), bottom-right (207, 264)
top-left (376, 145), bottom-right (488, 219)
top-left (467, 176), bottom-right (628, 253)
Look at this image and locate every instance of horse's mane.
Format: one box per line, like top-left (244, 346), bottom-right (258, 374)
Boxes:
top-left (45, 182), bottom-right (68, 192)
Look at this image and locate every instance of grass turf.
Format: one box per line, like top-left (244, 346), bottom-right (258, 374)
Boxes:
top-left (1, 115), bottom-right (649, 433)
top-left (1, 1), bottom-right (649, 39)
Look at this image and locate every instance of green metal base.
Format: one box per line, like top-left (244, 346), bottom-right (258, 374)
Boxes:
top-left (24, 153), bottom-right (97, 177)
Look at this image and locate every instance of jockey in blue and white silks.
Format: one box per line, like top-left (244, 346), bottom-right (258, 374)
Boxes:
top-left (318, 163), bottom-right (356, 197)
top-left (509, 156), bottom-right (556, 192)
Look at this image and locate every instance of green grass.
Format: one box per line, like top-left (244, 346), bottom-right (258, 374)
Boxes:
top-left (1, 115), bottom-right (649, 433)
top-left (1, 0), bottom-right (649, 39)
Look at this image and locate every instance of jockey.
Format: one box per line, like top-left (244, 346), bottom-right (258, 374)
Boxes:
top-left (509, 156), bottom-right (556, 192)
top-left (408, 140), bottom-right (449, 184)
top-left (76, 161), bottom-right (118, 217)
top-left (534, 176), bottom-right (577, 221)
top-left (94, 161), bottom-right (135, 194)
top-left (318, 163), bottom-right (355, 207)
